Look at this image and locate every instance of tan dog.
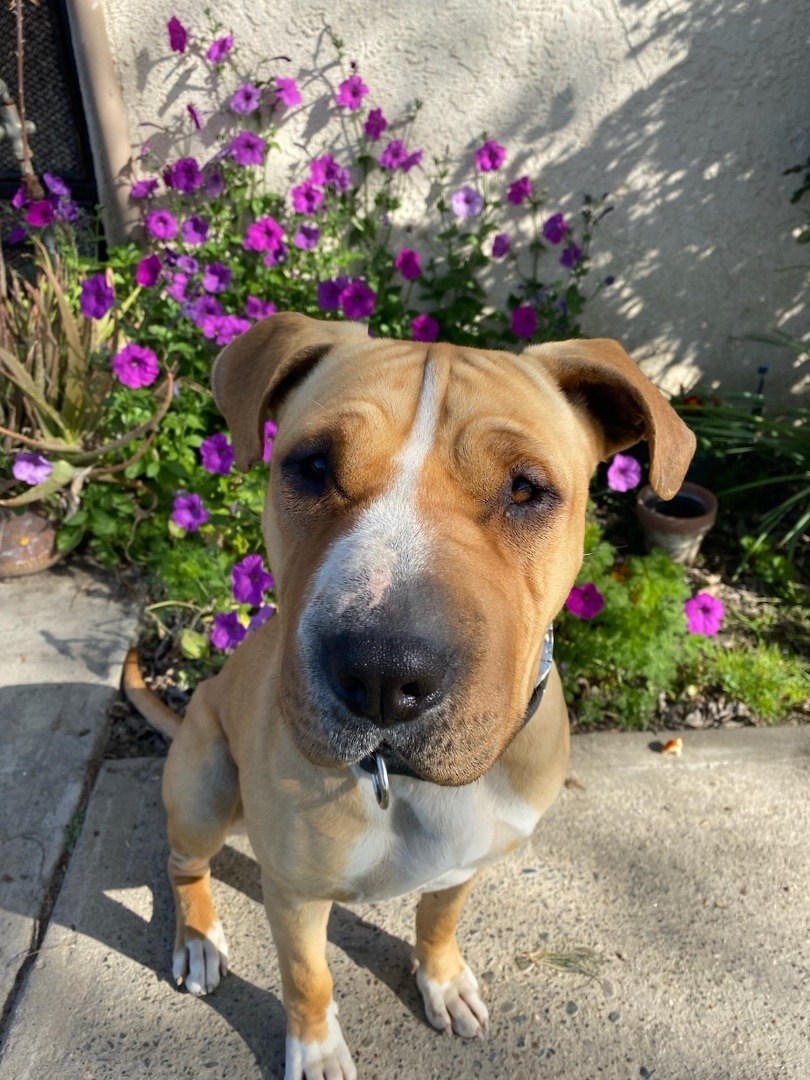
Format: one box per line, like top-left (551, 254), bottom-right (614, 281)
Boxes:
top-left (125, 313), bottom-right (694, 1080)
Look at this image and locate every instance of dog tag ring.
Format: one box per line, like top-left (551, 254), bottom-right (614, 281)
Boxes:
top-left (371, 752), bottom-right (390, 810)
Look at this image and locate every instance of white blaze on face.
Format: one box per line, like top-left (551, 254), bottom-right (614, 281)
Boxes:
top-left (301, 358), bottom-right (442, 626)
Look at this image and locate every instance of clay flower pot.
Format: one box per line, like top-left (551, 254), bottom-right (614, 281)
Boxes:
top-left (0, 506), bottom-right (60, 578)
top-left (635, 481), bottom-right (718, 564)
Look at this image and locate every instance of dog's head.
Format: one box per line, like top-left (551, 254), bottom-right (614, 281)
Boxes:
top-left (212, 313), bottom-right (694, 784)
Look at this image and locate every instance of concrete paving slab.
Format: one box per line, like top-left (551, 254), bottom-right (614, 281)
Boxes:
top-left (0, 565), bottom-right (138, 1015)
top-left (2, 728), bottom-right (808, 1079)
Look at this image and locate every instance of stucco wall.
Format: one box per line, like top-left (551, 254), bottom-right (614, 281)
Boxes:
top-left (93, 0), bottom-right (809, 399)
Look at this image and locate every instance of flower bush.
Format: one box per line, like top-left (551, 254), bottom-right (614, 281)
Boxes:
top-left (1, 15), bottom-right (611, 649)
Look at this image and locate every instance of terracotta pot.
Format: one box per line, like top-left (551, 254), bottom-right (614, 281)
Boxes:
top-left (0, 506), bottom-right (61, 578)
top-left (635, 481), bottom-right (718, 565)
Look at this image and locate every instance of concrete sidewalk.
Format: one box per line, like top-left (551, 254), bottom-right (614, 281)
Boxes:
top-left (0, 568), bottom-right (808, 1080)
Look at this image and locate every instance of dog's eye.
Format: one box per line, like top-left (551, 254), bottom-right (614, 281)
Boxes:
top-left (505, 470), bottom-right (559, 519)
top-left (510, 475), bottom-right (540, 505)
top-left (283, 446), bottom-right (333, 497)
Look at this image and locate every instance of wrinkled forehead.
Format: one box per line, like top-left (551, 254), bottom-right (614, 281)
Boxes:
top-left (274, 338), bottom-right (586, 457)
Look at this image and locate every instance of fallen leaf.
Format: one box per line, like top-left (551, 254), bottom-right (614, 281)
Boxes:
top-left (661, 737), bottom-right (683, 755)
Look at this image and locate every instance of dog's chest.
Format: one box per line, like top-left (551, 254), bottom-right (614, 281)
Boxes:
top-left (340, 763), bottom-right (540, 901)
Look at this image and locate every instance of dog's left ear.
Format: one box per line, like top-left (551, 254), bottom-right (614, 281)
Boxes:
top-left (211, 313), bottom-right (368, 470)
top-left (524, 338), bottom-right (696, 500)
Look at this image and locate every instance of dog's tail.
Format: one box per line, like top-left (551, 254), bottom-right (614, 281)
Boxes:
top-left (122, 648), bottom-right (182, 741)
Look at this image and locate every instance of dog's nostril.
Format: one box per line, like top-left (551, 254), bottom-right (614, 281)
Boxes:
top-left (401, 681), bottom-right (422, 698)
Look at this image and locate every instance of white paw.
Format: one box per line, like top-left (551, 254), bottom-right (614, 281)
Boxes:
top-left (415, 961), bottom-right (490, 1038)
top-left (285, 999), bottom-right (357, 1080)
top-left (173, 919), bottom-right (229, 996)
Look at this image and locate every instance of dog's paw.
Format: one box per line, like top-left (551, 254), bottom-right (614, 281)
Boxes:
top-left (173, 919), bottom-right (229, 996)
top-left (415, 961), bottom-right (490, 1039)
top-left (285, 1000), bottom-right (357, 1080)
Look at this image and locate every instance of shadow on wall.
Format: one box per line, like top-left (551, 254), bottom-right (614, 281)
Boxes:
top-left (122, 0), bottom-right (808, 399)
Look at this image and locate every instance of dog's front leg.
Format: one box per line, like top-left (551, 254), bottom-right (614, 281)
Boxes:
top-left (262, 880), bottom-right (356, 1080)
top-left (413, 872), bottom-right (490, 1038)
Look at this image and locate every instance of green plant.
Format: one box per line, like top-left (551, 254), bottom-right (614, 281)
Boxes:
top-left (703, 642), bottom-right (809, 724)
top-left (674, 391), bottom-right (810, 560)
top-left (0, 240), bottom-right (173, 517)
top-left (556, 520), bottom-right (706, 729)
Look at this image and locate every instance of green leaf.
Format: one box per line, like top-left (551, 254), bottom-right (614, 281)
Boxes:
top-left (179, 628), bottom-right (210, 660)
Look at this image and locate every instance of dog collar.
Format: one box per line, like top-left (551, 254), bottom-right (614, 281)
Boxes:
top-left (359, 625), bottom-right (554, 810)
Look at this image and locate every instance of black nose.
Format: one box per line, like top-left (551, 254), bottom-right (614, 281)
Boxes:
top-left (324, 631), bottom-right (449, 726)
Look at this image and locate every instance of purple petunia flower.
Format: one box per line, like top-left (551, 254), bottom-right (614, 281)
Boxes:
top-left (210, 611), bottom-right (247, 650)
top-left (231, 82), bottom-right (261, 114)
top-left (136, 254), bottom-right (162, 288)
top-left (316, 276), bottom-right (350, 312)
top-left (146, 209), bottom-right (178, 240)
top-left (275, 77), bottom-right (301, 106)
top-left (176, 255), bottom-right (198, 274)
top-left (26, 200), bottom-right (54, 228)
top-left (12, 452), bottom-right (53, 485)
top-left (395, 248), bottom-right (422, 281)
top-left (560, 243), bottom-right (583, 269)
top-left (12, 185), bottom-right (27, 210)
top-left (566, 583), bottom-right (605, 619)
top-left (508, 176), bottom-right (533, 205)
top-left (200, 432), bottom-right (235, 476)
top-left (684, 593), bottom-right (725, 636)
top-left (290, 181), bottom-right (323, 215)
top-left (172, 491), bottom-right (209, 532)
top-left (192, 294), bottom-right (223, 324)
top-left (202, 262), bottom-right (232, 293)
top-left (246, 295), bottom-right (278, 320)
top-left (364, 107), bottom-right (387, 140)
top-left (131, 178), bottom-right (158, 200)
top-left (80, 274), bottom-right (115, 319)
top-left (210, 315), bottom-right (251, 346)
top-left (54, 199), bottom-right (79, 224)
top-left (293, 223), bottom-right (321, 250)
top-left (7, 227), bottom-right (26, 245)
top-left (205, 171), bottom-right (225, 198)
top-left (379, 139), bottom-right (409, 170)
top-left (206, 34), bottom-right (233, 63)
top-left (492, 233), bottom-right (511, 258)
top-left (264, 245), bottom-right (288, 268)
top-left (411, 314), bottom-right (440, 343)
top-left (511, 305), bottom-right (538, 339)
top-left (607, 453), bottom-right (642, 492)
top-left (336, 74), bottom-right (369, 110)
top-left (248, 604), bottom-right (277, 632)
top-left (542, 212), bottom-right (569, 244)
top-left (187, 103), bottom-right (203, 130)
top-left (263, 419), bottom-right (278, 463)
top-left (167, 16), bottom-right (187, 53)
top-left (111, 343), bottom-right (160, 388)
top-left (475, 138), bottom-right (506, 172)
top-left (340, 279), bottom-right (376, 320)
top-left (309, 154), bottom-right (350, 192)
top-left (43, 173), bottom-right (70, 197)
top-left (230, 131), bottom-right (267, 166)
top-left (451, 186), bottom-right (484, 218)
top-left (243, 215), bottom-right (285, 252)
top-left (402, 150), bottom-right (423, 173)
top-left (168, 157), bottom-right (204, 193)
top-left (232, 553), bottom-right (275, 606)
top-left (166, 273), bottom-right (189, 303)
top-left (182, 215), bottom-right (209, 245)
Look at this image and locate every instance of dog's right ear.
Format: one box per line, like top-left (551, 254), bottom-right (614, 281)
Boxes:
top-left (211, 313), bottom-right (367, 470)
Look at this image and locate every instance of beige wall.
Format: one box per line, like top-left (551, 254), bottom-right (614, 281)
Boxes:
top-left (91, 0), bottom-right (809, 400)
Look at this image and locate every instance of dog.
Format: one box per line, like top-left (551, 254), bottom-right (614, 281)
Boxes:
top-left (124, 312), bottom-right (695, 1080)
